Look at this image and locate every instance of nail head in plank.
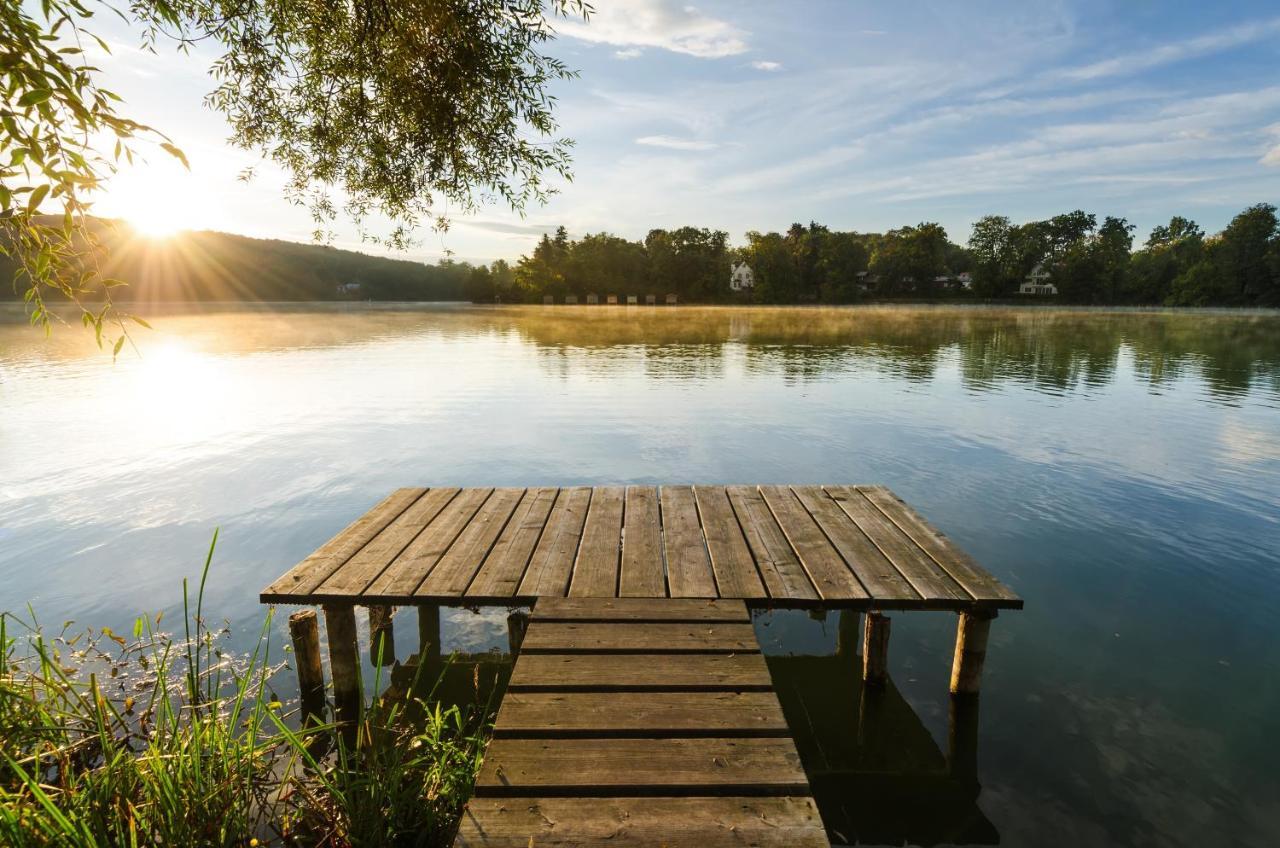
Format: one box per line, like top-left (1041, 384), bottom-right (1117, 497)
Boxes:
top-left (518, 487), bottom-right (592, 597)
top-left (694, 486), bottom-right (767, 599)
top-left (726, 486), bottom-right (819, 601)
top-left (417, 488), bottom-right (526, 596)
top-left (620, 486), bottom-right (665, 597)
top-left (519, 622), bottom-right (759, 653)
top-left (454, 796), bottom-right (828, 847)
top-left (508, 653), bottom-right (773, 691)
top-left (465, 487), bottom-right (559, 598)
top-left (474, 737), bottom-right (809, 795)
top-left (568, 486), bottom-right (625, 597)
top-left (662, 486), bottom-right (719, 598)
top-left (493, 691), bottom-right (789, 736)
top-left (760, 485), bottom-right (869, 600)
top-left (533, 597), bottom-right (749, 622)
top-left (260, 488), bottom-right (426, 599)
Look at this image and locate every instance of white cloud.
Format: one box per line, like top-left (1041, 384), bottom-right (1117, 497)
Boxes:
top-left (751, 60), bottom-right (782, 71)
top-left (614, 48), bottom-right (644, 60)
top-left (1262, 145), bottom-right (1280, 167)
top-left (1052, 17), bottom-right (1280, 82)
top-left (557, 0), bottom-right (748, 58)
top-left (635, 135), bottom-right (718, 151)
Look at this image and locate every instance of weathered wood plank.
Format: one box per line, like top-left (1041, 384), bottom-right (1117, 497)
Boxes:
top-left (661, 486), bottom-right (718, 597)
top-left (826, 485), bottom-right (968, 604)
top-left (417, 488), bottom-right (525, 596)
top-left (508, 653), bottom-right (772, 691)
top-left (494, 691), bottom-right (789, 736)
top-left (260, 488), bottom-right (426, 599)
top-left (520, 622), bottom-right (759, 653)
top-left (475, 738), bottom-right (809, 795)
top-left (518, 487), bottom-right (592, 597)
top-left (568, 486), bottom-right (625, 597)
top-left (726, 486), bottom-right (819, 601)
top-left (694, 486), bottom-right (767, 599)
top-left (465, 488), bottom-right (559, 599)
top-left (533, 598), bottom-right (749, 622)
top-left (790, 485), bottom-right (919, 602)
top-left (454, 796), bottom-right (827, 847)
top-left (760, 485), bottom-right (869, 600)
top-left (312, 488), bottom-right (460, 597)
top-left (619, 486), bottom-right (665, 597)
top-left (860, 485), bottom-right (1023, 607)
top-left (363, 488), bottom-right (493, 597)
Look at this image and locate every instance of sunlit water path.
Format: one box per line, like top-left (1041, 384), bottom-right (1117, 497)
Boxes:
top-left (2, 303), bottom-right (1278, 846)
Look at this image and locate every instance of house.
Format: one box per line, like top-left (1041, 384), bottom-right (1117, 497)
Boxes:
top-left (607, 294), bottom-right (618, 304)
top-left (626, 295), bottom-right (638, 305)
top-left (665, 293), bottom-right (678, 305)
top-left (335, 281), bottom-right (362, 296)
top-left (1019, 263), bottom-right (1057, 296)
top-left (645, 294), bottom-right (656, 305)
top-left (542, 295), bottom-right (554, 305)
top-left (957, 271), bottom-right (974, 290)
top-left (586, 293), bottom-right (599, 305)
top-left (729, 261), bottom-right (755, 292)
top-left (565, 294), bottom-right (579, 304)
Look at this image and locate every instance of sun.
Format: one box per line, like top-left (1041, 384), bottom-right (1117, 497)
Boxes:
top-left (126, 206), bottom-right (186, 238)
top-left (101, 162), bottom-right (203, 238)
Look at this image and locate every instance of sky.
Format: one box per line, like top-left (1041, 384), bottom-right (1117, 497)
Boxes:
top-left (88, 0), bottom-right (1280, 264)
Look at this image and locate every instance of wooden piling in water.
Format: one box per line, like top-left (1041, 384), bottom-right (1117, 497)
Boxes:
top-left (836, 608), bottom-right (862, 661)
top-left (368, 605), bottom-right (395, 666)
top-left (507, 610), bottom-right (529, 654)
top-left (863, 611), bottom-right (891, 683)
top-left (950, 610), bottom-right (996, 695)
top-left (418, 604), bottom-right (442, 662)
top-left (288, 609), bottom-right (325, 726)
top-left (323, 604), bottom-right (361, 741)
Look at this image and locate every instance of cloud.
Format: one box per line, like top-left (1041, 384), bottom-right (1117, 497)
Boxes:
top-left (1051, 16), bottom-right (1280, 82)
top-left (557, 0), bottom-right (748, 58)
top-left (1262, 145), bottom-right (1280, 167)
top-left (635, 135), bottom-right (719, 151)
top-left (860, 29), bottom-right (888, 36)
top-left (751, 60), bottom-right (782, 71)
top-left (614, 48), bottom-right (644, 60)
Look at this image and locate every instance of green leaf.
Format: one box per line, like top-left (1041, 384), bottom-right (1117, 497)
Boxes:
top-left (113, 336), bottom-right (125, 358)
top-left (18, 89), bottom-right (52, 108)
top-left (160, 142), bottom-right (189, 170)
top-left (27, 184), bottom-right (49, 214)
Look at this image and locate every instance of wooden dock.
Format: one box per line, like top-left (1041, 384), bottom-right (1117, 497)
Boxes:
top-left (455, 597), bottom-right (827, 846)
top-left (262, 484), bottom-right (1022, 845)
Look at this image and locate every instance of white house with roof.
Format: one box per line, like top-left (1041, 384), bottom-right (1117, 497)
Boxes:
top-left (1019, 263), bottom-right (1057, 295)
top-left (729, 261), bottom-right (755, 292)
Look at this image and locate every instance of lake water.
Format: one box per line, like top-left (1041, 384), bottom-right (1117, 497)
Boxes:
top-left (2, 303), bottom-right (1278, 846)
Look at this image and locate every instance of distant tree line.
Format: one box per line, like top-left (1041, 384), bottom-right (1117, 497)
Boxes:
top-left (468, 203), bottom-right (1280, 307)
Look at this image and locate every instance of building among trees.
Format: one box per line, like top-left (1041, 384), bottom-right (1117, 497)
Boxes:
top-left (730, 261), bottom-right (755, 292)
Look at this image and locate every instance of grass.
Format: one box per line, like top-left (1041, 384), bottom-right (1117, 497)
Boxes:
top-left (0, 532), bottom-right (491, 846)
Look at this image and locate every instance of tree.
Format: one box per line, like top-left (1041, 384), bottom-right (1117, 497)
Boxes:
top-left (1127, 217), bottom-right (1203, 303)
top-left (968, 215), bottom-right (1015, 297)
top-left (645, 227), bottom-right (730, 301)
top-left (1215, 203), bottom-right (1279, 304)
top-left (2, 0), bottom-right (588, 346)
top-left (870, 223), bottom-right (948, 295)
top-left (742, 231), bottom-right (798, 304)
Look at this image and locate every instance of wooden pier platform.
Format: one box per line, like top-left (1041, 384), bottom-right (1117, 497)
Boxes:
top-left (454, 597), bottom-right (827, 847)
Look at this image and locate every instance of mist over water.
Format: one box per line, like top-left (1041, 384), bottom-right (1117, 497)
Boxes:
top-left (3, 303), bottom-right (1278, 846)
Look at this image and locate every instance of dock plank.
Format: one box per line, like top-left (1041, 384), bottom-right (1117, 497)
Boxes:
top-left (508, 653), bottom-right (772, 691)
top-left (455, 796), bottom-right (827, 847)
top-left (727, 486), bottom-right (819, 601)
top-left (474, 737), bottom-right (809, 795)
top-left (260, 488), bottom-right (425, 599)
top-left (518, 487), bottom-right (592, 597)
top-left (568, 486), bottom-right (625, 597)
top-left (493, 691), bottom-right (789, 736)
top-left (791, 485), bottom-right (920, 601)
top-left (826, 485), bottom-right (968, 604)
top-left (619, 486), bottom-right (665, 597)
top-left (662, 486), bottom-right (718, 597)
top-left (533, 597), bottom-right (749, 622)
top-left (363, 488), bottom-right (493, 597)
top-left (417, 488), bottom-right (525, 596)
top-left (520, 622), bottom-right (759, 653)
top-left (859, 485), bottom-right (1022, 607)
top-left (761, 485), bottom-right (869, 600)
top-left (695, 486), bottom-right (767, 598)
top-left (465, 488), bottom-right (559, 599)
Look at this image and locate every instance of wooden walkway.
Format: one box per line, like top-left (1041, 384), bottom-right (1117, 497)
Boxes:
top-left (261, 485), bottom-right (1021, 610)
top-left (454, 598), bottom-right (828, 847)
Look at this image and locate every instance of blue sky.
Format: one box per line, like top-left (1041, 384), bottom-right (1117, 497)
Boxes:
top-left (91, 0), bottom-right (1280, 263)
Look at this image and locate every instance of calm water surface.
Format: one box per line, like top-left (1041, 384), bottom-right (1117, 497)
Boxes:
top-left (2, 303), bottom-right (1278, 846)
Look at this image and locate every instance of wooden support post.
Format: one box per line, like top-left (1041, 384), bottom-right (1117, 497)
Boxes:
top-left (950, 610), bottom-right (997, 695)
top-left (507, 610), bottom-right (529, 655)
top-left (948, 694), bottom-right (981, 782)
top-left (323, 604), bottom-right (361, 743)
top-left (862, 611), bottom-right (891, 684)
top-left (836, 609), bottom-right (862, 662)
top-left (368, 605), bottom-right (396, 667)
top-left (417, 604), bottom-right (442, 663)
top-left (288, 609), bottom-right (325, 727)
